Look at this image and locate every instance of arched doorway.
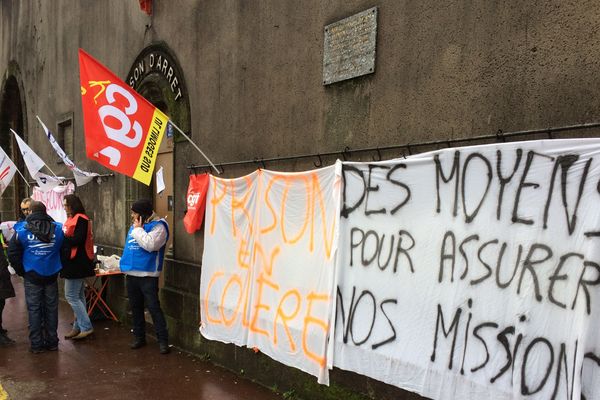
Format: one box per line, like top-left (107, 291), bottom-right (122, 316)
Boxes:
top-left (139, 80), bottom-right (175, 253)
top-left (126, 43), bottom-right (190, 255)
top-left (0, 63), bottom-right (27, 222)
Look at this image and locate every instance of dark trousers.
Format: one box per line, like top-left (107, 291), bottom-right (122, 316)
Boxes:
top-left (0, 298), bottom-right (4, 330)
top-left (126, 275), bottom-right (168, 343)
top-left (24, 279), bottom-right (58, 350)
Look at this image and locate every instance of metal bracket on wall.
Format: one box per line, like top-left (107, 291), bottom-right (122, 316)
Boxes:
top-left (496, 129), bottom-right (506, 142)
top-left (341, 146), bottom-right (352, 161)
top-left (254, 157), bottom-right (266, 169)
top-left (372, 148), bottom-right (382, 161)
top-left (95, 173), bottom-right (115, 183)
top-left (313, 154), bottom-right (323, 168)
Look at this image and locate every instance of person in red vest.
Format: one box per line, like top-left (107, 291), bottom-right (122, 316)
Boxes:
top-left (61, 194), bottom-right (95, 340)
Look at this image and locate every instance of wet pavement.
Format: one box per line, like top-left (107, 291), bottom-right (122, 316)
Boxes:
top-left (0, 276), bottom-right (281, 400)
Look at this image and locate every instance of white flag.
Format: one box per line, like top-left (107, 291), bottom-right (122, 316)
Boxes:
top-left (11, 129), bottom-right (46, 179)
top-left (0, 146), bottom-right (17, 196)
top-left (34, 172), bottom-right (65, 191)
top-left (37, 116), bottom-right (99, 186)
top-left (71, 169), bottom-right (96, 186)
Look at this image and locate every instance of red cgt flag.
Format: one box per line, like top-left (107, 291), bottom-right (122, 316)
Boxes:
top-left (183, 173), bottom-right (209, 234)
top-left (79, 48), bottom-right (168, 185)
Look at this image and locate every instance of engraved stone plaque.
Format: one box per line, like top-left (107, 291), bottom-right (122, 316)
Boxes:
top-left (323, 7), bottom-right (378, 85)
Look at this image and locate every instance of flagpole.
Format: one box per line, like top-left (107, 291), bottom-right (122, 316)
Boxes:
top-left (14, 166), bottom-right (30, 187)
top-left (169, 122), bottom-right (221, 175)
top-left (10, 127), bottom-right (61, 181)
top-left (36, 115), bottom-right (98, 186)
top-left (32, 119), bottom-right (61, 179)
top-left (42, 163), bottom-right (60, 180)
top-left (0, 142), bottom-right (29, 188)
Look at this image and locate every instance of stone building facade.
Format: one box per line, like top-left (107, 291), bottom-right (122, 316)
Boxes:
top-left (1, 1), bottom-right (599, 398)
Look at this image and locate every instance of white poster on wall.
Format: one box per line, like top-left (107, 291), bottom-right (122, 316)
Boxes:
top-left (200, 164), bottom-right (342, 383)
top-left (333, 139), bottom-right (600, 400)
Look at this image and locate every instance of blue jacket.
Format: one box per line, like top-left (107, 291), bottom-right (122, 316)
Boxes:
top-left (8, 212), bottom-right (64, 283)
top-left (120, 219), bottom-right (169, 274)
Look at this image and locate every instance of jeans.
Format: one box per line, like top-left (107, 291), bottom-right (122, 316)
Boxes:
top-left (24, 279), bottom-right (59, 350)
top-left (126, 275), bottom-right (168, 343)
top-left (64, 278), bottom-right (93, 332)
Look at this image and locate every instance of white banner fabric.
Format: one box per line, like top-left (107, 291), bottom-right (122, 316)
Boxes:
top-left (37, 116), bottom-right (99, 186)
top-left (32, 182), bottom-right (75, 223)
top-left (12, 129), bottom-right (45, 179)
top-left (0, 146), bottom-right (17, 196)
top-left (200, 164), bottom-right (342, 383)
top-left (34, 172), bottom-right (65, 192)
top-left (334, 139), bottom-right (600, 400)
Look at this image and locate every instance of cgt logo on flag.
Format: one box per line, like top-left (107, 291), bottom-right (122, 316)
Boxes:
top-left (78, 49), bottom-right (168, 185)
top-left (187, 193), bottom-right (200, 208)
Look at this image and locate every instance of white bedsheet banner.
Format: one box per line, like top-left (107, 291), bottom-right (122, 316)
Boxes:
top-left (32, 182), bottom-right (75, 223)
top-left (334, 139), bottom-right (600, 400)
top-left (200, 164), bottom-right (342, 383)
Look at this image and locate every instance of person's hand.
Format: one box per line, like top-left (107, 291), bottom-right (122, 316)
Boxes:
top-left (133, 215), bottom-right (143, 228)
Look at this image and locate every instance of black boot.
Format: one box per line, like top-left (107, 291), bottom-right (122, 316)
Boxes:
top-left (130, 337), bottom-right (146, 349)
top-left (159, 341), bottom-right (170, 355)
top-left (0, 331), bottom-right (15, 346)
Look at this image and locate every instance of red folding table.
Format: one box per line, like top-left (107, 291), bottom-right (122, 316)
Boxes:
top-left (86, 270), bottom-right (122, 322)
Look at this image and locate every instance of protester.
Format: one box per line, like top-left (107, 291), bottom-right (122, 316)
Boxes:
top-left (0, 225), bottom-right (15, 346)
top-left (61, 194), bottom-right (95, 340)
top-left (8, 200), bottom-right (64, 353)
top-left (120, 199), bottom-right (170, 354)
top-left (0, 199), bottom-right (29, 345)
top-left (14, 197), bottom-right (32, 229)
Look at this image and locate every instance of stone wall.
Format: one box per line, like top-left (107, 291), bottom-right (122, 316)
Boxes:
top-left (2, 1), bottom-right (600, 398)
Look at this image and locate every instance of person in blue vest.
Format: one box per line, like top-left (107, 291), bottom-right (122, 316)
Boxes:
top-left (13, 197), bottom-right (32, 231)
top-left (120, 199), bottom-right (170, 354)
top-left (8, 200), bottom-right (64, 353)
